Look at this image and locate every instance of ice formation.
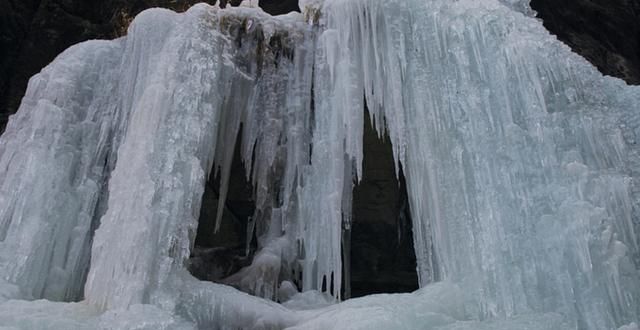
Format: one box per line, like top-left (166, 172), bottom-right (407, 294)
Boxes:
top-left (0, 0), bottom-right (639, 329)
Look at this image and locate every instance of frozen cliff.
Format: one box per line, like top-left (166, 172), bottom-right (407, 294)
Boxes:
top-left (0, 0), bottom-right (639, 329)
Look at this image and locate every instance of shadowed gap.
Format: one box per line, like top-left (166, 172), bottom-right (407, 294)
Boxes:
top-left (188, 131), bottom-right (257, 283)
top-left (188, 110), bottom-right (419, 300)
top-left (346, 110), bottom-right (419, 298)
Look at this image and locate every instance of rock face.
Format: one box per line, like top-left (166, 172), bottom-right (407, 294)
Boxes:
top-left (189, 139), bottom-right (257, 284)
top-left (259, 0), bottom-right (300, 16)
top-left (530, 0), bottom-right (640, 84)
top-left (350, 115), bottom-right (419, 297)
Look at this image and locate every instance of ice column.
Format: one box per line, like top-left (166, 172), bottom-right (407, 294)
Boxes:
top-left (0, 39), bottom-right (124, 301)
top-left (84, 6), bottom-right (231, 309)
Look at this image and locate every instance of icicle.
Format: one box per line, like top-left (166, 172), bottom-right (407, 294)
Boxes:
top-left (245, 215), bottom-right (256, 257)
top-left (0, 27), bottom-right (127, 302)
top-left (1, 0), bottom-right (640, 329)
top-left (213, 110), bottom-right (241, 233)
top-left (319, 0), bottom-right (640, 327)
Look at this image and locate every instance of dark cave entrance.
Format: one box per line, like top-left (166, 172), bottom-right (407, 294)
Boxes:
top-left (189, 114), bottom-right (419, 299)
top-left (188, 134), bottom-right (258, 283)
top-left (345, 112), bottom-right (419, 298)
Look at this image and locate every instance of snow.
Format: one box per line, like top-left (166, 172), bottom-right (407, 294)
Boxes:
top-left (0, 0), bottom-right (639, 329)
top-left (620, 323), bottom-right (640, 330)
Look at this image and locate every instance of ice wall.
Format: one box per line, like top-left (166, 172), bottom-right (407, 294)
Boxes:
top-left (0, 3), bottom-right (344, 308)
top-left (0, 37), bottom-right (125, 302)
top-left (315, 0), bottom-right (640, 328)
top-left (0, 0), bottom-right (639, 329)
top-left (82, 4), bottom-right (347, 308)
top-left (68, 1), bottom-right (354, 309)
top-left (83, 7), bottom-right (226, 309)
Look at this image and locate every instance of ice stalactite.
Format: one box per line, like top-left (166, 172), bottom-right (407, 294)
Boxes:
top-left (317, 0), bottom-right (640, 328)
top-left (84, 7), bottom-right (227, 309)
top-left (0, 0), bottom-right (639, 329)
top-left (83, 2), bottom-right (354, 306)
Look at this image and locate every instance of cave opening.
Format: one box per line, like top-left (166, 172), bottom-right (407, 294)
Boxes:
top-left (188, 112), bottom-right (419, 300)
top-left (188, 131), bottom-right (257, 284)
top-left (346, 111), bottom-right (419, 298)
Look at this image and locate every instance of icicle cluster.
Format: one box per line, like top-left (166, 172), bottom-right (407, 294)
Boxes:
top-left (0, 0), bottom-right (639, 329)
top-left (317, 0), bottom-right (640, 328)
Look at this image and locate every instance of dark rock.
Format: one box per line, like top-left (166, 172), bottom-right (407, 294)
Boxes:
top-left (0, 0), bottom-right (41, 128)
top-left (259, 0), bottom-right (300, 16)
top-left (190, 135), bottom-right (256, 282)
top-left (188, 246), bottom-right (253, 282)
top-left (349, 112), bottom-right (419, 298)
top-left (530, 0), bottom-right (640, 84)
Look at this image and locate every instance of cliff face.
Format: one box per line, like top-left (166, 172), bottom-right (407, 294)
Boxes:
top-left (530, 0), bottom-right (640, 85)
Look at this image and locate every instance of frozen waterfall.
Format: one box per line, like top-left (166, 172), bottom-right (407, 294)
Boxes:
top-left (0, 0), bottom-right (639, 329)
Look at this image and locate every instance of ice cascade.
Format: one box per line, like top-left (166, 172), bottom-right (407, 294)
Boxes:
top-left (0, 0), bottom-right (639, 329)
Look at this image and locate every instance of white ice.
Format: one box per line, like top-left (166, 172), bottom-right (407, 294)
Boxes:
top-left (0, 0), bottom-right (639, 329)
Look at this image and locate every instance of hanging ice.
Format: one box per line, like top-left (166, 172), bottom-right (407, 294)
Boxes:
top-left (315, 0), bottom-right (640, 328)
top-left (0, 0), bottom-right (639, 329)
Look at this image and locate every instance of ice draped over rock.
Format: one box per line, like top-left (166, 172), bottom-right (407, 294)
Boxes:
top-left (319, 0), bottom-right (640, 328)
top-left (0, 0), bottom-right (639, 329)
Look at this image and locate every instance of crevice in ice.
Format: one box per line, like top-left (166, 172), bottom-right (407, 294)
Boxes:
top-left (69, 155), bottom-right (118, 302)
top-left (348, 112), bottom-right (419, 298)
top-left (188, 133), bottom-right (257, 284)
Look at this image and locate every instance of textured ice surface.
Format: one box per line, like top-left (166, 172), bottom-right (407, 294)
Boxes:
top-left (0, 0), bottom-right (639, 329)
top-left (0, 37), bottom-right (124, 302)
top-left (316, 1), bottom-right (640, 328)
